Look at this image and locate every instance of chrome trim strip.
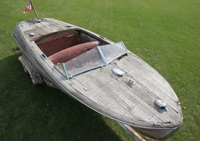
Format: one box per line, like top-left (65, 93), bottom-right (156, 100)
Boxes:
top-left (97, 46), bottom-right (108, 65)
top-left (40, 22), bottom-right (55, 31)
top-left (62, 63), bottom-right (70, 80)
top-left (120, 41), bottom-right (128, 53)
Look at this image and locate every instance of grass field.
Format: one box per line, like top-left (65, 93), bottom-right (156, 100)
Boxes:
top-left (0, 0), bottom-right (199, 140)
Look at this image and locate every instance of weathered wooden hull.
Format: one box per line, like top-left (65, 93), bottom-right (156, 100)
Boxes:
top-left (132, 126), bottom-right (181, 140)
top-left (12, 18), bottom-right (183, 140)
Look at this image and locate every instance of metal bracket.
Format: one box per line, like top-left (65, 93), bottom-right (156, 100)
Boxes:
top-left (127, 77), bottom-right (136, 86)
top-left (40, 22), bottom-right (55, 31)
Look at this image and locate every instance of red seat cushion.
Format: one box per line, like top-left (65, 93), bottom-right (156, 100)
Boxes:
top-left (48, 41), bottom-right (100, 64)
top-left (37, 30), bottom-right (80, 57)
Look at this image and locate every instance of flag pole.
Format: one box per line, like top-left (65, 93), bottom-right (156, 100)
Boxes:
top-left (30, 0), bottom-right (41, 22)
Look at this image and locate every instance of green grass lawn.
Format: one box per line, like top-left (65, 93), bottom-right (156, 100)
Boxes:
top-left (0, 0), bottom-right (199, 140)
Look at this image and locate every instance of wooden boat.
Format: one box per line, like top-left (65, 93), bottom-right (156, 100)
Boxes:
top-left (12, 18), bottom-right (183, 140)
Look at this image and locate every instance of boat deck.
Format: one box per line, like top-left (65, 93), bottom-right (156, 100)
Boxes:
top-left (69, 52), bottom-right (182, 128)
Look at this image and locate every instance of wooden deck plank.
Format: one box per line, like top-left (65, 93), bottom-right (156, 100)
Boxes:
top-left (44, 19), bottom-right (67, 30)
top-left (26, 22), bottom-right (48, 35)
top-left (90, 89), bottom-right (111, 106)
top-left (18, 21), bottom-right (34, 32)
top-left (87, 93), bottom-right (103, 105)
top-left (130, 104), bottom-right (152, 122)
top-left (82, 79), bottom-right (100, 93)
top-left (50, 19), bottom-right (69, 30)
top-left (150, 115), bottom-right (163, 123)
top-left (70, 78), bottom-right (93, 97)
top-left (124, 112), bottom-right (137, 120)
top-left (146, 73), bottom-right (165, 88)
top-left (18, 21), bottom-right (41, 41)
top-left (115, 91), bottom-right (139, 111)
top-left (106, 99), bottom-right (127, 116)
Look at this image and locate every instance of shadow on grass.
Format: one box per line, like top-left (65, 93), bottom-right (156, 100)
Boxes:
top-left (0, 53), bottom-right (125, 141)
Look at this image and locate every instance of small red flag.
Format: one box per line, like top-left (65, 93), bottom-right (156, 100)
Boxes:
top-left (23, 1), bottom-right (33, 13)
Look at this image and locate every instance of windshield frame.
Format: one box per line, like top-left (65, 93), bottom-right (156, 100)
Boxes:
top-left (55, 41), bottom-right (128, 79)
top-left (101, 41), bottom-right (128, 64)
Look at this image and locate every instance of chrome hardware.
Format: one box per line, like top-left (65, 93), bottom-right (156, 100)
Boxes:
top-left (99, 36), bottom-right (105, 39)
top-left (112, 68), bottom-right (123, 76)
top-left (40, 22), bottom-right (55, 31)
top-left (152, 122), bottom-right (161, 126)
top-left (66, 24), bottom-right (72, 27)
top-left (97, 46), bottom-right (108, 65)
top-left (36, 19), bottom-right (41, 22)
top-left (152, 121), bottom-right (171, 126)
top-left (83, 87), bottom-right (87, 91)
top-left (29, 32), bottom-right (35, 36)
top-left (20, 24), bottom-right (25, 27)
top-left (127, 77), bottom-right (136, 85)
top-left (40, 54), bottom-right (47, 60)
top-left (34, 18), bottom-right (42, 22)
top-left (155, 99), bottom-right (167, 109)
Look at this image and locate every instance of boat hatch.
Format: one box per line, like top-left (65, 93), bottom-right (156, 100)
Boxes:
top-left (55, 41), bottom-right (128, 79)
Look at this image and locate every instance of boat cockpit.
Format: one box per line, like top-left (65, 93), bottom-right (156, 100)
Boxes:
top-left (35, 29), bottom-right (128, 79)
